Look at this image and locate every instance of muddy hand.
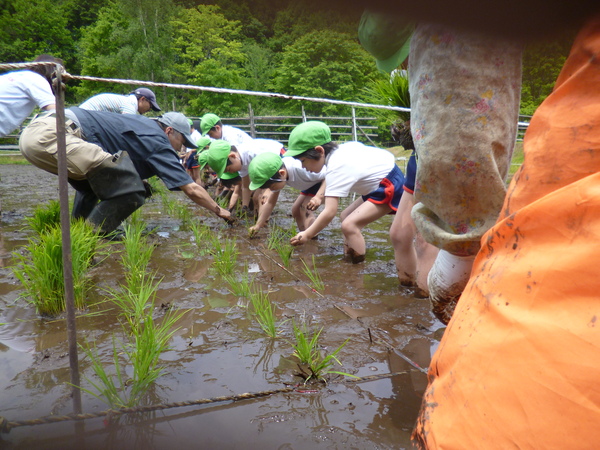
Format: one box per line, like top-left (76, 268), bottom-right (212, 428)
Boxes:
top-left (219, 208), bottom-right (236, 225)
top-left (290, 233), bottom-right (306, 246)
top-left (248, 226), bottom-right (258, 238)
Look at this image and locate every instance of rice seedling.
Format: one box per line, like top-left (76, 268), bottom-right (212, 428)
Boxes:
top-left (26, 200), bottom-right (61, 235)
top-left (12, 220), bottom-right (103, 316)
top-left (121, 216), bottom-right (154, 292)
top-left (301, 255), bottom-right (325, 292)
top-left (174, 201), bottom-right (193, 231)
top-left (82, 272), bottom-right (186, 408)
top-left (266, 224), bottom-right (295, 266)
top-left (291, 320), bottom-right (355, 384)
top-left (224, 264), bottom-right (255, 298)
top-left (209, 235), bottom-right (238, 276)
top-left (249, 287), bottom-right (278, 338)
top-left (190, 220), bottom-right (212, 248)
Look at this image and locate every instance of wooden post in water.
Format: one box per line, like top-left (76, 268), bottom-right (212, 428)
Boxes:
top-left (54, 65), bottom-right (82, 415)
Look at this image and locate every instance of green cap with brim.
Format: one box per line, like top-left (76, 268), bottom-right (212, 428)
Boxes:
top-left (196, 136), bottom-right (211, 150)
top-left (358, 10), bottom-right (414, 73)
top-left (200, 113), bottom-right (220, 136)
top-left (220, 171), bottom-right (239, 180)
top-left (205, 139), bottom-right (231, 177)
top-left (285, 121), bottom-right (332, 157)
top-left (248, 152), bottom-right (283, 190)
top-left (196, 149), bottom-right (209, 169)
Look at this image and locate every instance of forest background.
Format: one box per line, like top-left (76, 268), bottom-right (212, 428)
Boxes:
top-left (0, 0), bottom-right (574, 141)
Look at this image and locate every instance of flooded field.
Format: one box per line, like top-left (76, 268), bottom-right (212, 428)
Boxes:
top-left (0, 164), bottom-right (444, 449)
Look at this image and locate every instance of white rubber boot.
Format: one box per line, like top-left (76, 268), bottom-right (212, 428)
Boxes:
top-left (427, 250), bottom-right (475, 324)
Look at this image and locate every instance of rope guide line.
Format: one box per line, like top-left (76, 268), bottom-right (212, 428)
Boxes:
top-left (0, 370), bottom-right (409, 433)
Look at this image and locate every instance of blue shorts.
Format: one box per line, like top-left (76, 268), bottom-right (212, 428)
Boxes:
top-left (301, 181), bottom-right (323, 196)
top-left (403, 151), bottom-right (417, 194)
top-left (186, 151), bottom-right (199, 169)
top-left (362, 164), bottom-right (405, 212)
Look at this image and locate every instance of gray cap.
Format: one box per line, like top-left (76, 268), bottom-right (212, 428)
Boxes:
top-left (157, 112), bottom-right (196, 148)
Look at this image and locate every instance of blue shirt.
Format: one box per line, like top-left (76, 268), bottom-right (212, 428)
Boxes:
top-left (69, 107), bottom-right (192, 190)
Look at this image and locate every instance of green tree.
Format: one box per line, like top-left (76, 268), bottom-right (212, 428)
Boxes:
top-left (271, 29), bottom-right (379, 116)
top-left (0, 0), bottom-right (73, 64)
top-left (75, 0), bottom-right (177, 105)
top-left (171, 5), bottom-right (248, 115)
top-left (520, 35), bottom-right (574, 116)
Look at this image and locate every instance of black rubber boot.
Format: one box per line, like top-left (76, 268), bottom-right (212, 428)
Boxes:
top-left (85, 151), bottom-right (146, 234)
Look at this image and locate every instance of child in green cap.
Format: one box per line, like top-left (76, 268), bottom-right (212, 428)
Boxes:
top-left (248, 152), bottom-right (326, 235)
top-left (204, 138), bottom-right (286, 213)
top-left (199, 113), bottom-right (252, 146)
top-left (286, 121), bottom-right (405, 263)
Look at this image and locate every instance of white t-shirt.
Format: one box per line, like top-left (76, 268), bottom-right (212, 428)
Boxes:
top-left (79, 93), bottom-right (139, 115)
top-left (0, 70), bottom-right (55, 137)
top-left (189, 129), bottom-right (202, 149)
top-left (221, 125), bottom-right (253, 146)
top-left (324, 141), bottom-right (395, 197)
top-left (237, 139), bottom-right (284, 178)
top-left (283, 156), bottom-right (325, 191)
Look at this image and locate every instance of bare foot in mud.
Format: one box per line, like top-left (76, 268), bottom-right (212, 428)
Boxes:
top-left (345, 248), bottom-right (365, 264)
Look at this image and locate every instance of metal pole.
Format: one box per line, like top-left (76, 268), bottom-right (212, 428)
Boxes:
top-left (248, 103), bottom-right (256, 138)
top-left (54, 65), bottom-right (82, 415)
top-left (351, 107), bottom-right (357, 141)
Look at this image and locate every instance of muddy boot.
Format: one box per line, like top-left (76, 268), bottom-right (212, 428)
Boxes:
top-left (86, 151), bottom-right (146, 235)
top-left (71, 188), bottom-right (98, 221)
top-left (427, 250), bottom-right (475, 324)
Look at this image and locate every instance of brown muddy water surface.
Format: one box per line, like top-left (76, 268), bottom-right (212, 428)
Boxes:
top-left (0, 165), bottom-right (445, 449)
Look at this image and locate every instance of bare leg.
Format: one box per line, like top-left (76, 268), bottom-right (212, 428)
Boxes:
top-left (341, 199), bottom-right (392, 263)
top-left (390, 191), bottom-right (417, 286)
top-left (292, 194), bottom-right (316, 231)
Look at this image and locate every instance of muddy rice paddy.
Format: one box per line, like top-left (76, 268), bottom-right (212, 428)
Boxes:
top-left (0, 164), bottom-right (445, 449)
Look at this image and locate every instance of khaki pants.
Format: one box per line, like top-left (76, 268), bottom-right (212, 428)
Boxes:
top-left (19, 115), bottom-right (112, 181)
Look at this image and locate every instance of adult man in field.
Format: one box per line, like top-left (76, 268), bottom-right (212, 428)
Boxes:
top-left (19, 109), bottom-right (232, 234)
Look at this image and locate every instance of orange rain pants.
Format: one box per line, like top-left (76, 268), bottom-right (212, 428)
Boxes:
top-left (413, 15), bottom-right (600, 448)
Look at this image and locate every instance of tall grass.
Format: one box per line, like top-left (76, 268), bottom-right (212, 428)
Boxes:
top-left (13, 220), bottom-right (102, 315)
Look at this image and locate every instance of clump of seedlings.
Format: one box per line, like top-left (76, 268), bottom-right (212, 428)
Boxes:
top-left (81, 211), bottom-right (185, 408)
top-left (13, 219), bottom-right (103, 316)
top-left (224, 263), bottom-right (255, 298)
top-left (82, 274), bottom-right (185, 408)
top-left (301, 255), bottom-right (325, 292)
top-left (249, 286), bottom-right (279, 338)
top-left (121, 211), bottom-right (154, 292)
top-left (290, 320), bottom-right (354, 384)
top-left (266, 224), bottom-right (295, 267)
top-left (26, 199), bottom-right (61, 235)
top-left (209, 234), bottom-right (238, 275)
top-left (190, 220), bottom-right (213, 254)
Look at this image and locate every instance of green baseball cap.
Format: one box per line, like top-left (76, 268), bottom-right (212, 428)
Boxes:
top-left (285, 121), bottom-right (332, 157)
top-left (248, 152), bottom-right (284, 190)
top-left (358, 10), bottom-right (414, 73)
top-left (200, 113), bottom-right (220, 136)
top-left (220, 171), bottom-right (239, 180)
top-left (205, 139), bottom-right (231, 177)
top-left (196, 136), bottom-right (211, 150)
top-left (196, 149), bottom-right (208, 169)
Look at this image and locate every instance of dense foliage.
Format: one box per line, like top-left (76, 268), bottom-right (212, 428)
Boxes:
top-left (0, 0), bottom-right (575, 131)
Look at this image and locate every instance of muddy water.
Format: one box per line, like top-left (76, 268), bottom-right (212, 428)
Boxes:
top-left (0, 165), bottom-right (444, 450)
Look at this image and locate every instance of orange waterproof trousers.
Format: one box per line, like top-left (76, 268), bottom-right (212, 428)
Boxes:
top-left (413, 15), bottom-right (600, 448)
